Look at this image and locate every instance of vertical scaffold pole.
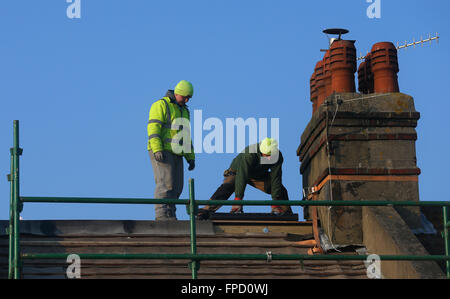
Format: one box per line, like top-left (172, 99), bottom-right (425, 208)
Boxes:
top-left (8, 132), bottom-right (15, 278)
top-left (189, 178), bottom-right (198, 279)
top-left (443, 206), bottom-right (449, 278)
top-left (12, 120), bottom-right (22, 279)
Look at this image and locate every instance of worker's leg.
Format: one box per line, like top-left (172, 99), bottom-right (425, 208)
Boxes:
top-left (149, 150), bottom-right (180, 220)
top-left (273, 185), bottom-right (292, 214)
top-left (169, 152), bottom-right (184, 219)
top-left (200, 169), bottom-right (236, 213)
top-left (248, 177), bottom-right (292, 214)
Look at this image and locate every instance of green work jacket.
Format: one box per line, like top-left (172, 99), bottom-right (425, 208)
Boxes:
top-left (230, 144), bottom-right (284, 199)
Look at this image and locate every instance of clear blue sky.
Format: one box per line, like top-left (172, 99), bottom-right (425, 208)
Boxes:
top-left (1, 1), bottom-right (449, 220)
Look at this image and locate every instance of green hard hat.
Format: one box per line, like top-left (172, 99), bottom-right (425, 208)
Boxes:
top-left (174, 80), bottom-right (194, 97)
top-left (259, 138), bottom-right (278, 155)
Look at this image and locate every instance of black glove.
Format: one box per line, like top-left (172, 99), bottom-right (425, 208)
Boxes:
top-left (154, 151), bottom-right (164, 162)
top-left (188, 160), bottom-right (195, 171)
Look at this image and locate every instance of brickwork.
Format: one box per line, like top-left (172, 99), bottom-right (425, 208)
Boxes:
top-left (297, 93), bottom-right (421, 244)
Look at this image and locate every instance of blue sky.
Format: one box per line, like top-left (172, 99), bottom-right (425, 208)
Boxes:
top-left (1, 0), bottom-right (449, 220)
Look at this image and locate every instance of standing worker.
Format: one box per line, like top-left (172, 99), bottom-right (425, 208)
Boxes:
top-left (147, 80), bottom-right (196, 221)
top-left (197, 138), bottom-right (292, 220)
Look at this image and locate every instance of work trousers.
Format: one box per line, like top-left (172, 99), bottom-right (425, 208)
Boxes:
top-left (202, 168), bottom-right (291, 213)
top-left (149, 150), bottom-right (184, 220)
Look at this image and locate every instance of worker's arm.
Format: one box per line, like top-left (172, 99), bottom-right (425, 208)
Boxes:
top-left (182, 107), bottom-right (196, 162)
top-left (270, 153), bottom-right (284, 199)
top-left (184, 146), bottom-right (195, 163)
top-left (234, 154), bottom-right (255, 199)
top-left (147, 100), bottom-right (166, 153)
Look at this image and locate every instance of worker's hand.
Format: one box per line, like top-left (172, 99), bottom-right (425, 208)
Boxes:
top-left (230, 197), bottom-right (243, 213)
top-left (154, 151), bottom-right (165, 162)
top-left (188, 160), bottom-right (195, 171)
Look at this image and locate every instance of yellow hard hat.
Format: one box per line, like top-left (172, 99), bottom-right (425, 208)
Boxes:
top-left (259, 138), bottom-right (278, 155)
top-left (174, 80), bottom-right (194, 97)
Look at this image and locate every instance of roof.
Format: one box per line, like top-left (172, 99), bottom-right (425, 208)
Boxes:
top-left (0, 219), bottom-right (369, 279)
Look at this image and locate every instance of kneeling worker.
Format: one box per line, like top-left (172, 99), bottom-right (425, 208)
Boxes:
top-left (197, 138), bottom-right (292, 220)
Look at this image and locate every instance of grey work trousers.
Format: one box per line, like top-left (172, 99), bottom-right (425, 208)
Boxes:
top-left (149, 150), bottom-right (184, 220)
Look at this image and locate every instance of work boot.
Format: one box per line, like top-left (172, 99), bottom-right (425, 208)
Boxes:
top-left (197, 208), bottom-right (211, 220)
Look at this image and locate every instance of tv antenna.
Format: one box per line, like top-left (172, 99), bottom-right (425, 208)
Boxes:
top-left (357, 32), bottom-right (440, 60)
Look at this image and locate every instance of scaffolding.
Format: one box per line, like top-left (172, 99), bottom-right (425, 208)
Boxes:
top-left (7, 120), bottom-right (450, 279)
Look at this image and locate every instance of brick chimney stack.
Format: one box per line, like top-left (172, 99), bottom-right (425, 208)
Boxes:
top-left (298, 34), bottom-right (421, 245)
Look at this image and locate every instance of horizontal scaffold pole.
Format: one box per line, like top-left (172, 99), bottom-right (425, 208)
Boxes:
top-left (20, 197), bottom-right (450, 207)
top-left (21, 253), bottom-right (450, 261)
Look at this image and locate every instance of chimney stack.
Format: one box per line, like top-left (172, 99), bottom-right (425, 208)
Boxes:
top-left (299, 30), bottom-right (421, 244)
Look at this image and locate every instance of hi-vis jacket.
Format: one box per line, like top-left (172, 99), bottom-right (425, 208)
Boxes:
top-left (147, 90), bottom-right (195, 162)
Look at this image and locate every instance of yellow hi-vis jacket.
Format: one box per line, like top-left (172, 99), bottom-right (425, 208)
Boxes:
top-left (147, 90), bottom-right (195, 162)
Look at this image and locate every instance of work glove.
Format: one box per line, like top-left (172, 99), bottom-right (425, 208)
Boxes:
top-left (230, 197), bottom-right (243, 213)
top-left (154, 151), bottom-right (164, 162)
top-left (271, 204), bottom-right (293, 216)
top-left (188, 160), bottom-right (195, 171)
